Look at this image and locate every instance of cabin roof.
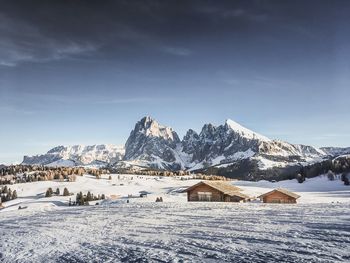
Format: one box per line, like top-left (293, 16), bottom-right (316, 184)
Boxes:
top-left (226, 191), bottom-right (250, 199)
top-left (185, 181), bottom-right (243, 195)
top-left (258, 188), bottom-right (300, 199)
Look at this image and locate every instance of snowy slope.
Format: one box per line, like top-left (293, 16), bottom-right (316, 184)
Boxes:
top-left (0, 174), bottom-right (349, 262)
top-left (1, 173), bottom-right (349, 215)
top-left (1, 202), bottom-right (349, 263)
top-left (225, 119), bottom-right (270, 142)
top-left (321, 146), bottom-right (350, 156)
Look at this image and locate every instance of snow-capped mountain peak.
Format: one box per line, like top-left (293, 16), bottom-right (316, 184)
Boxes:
top-left (138, 116), bottom-right (177, 141)
top-left (123, 117), bottom-right (182, 169)
top-left (225, 119), bottom-right (270, 142)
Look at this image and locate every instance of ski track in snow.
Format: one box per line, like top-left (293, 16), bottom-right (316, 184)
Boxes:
top-left (1, 202), bottom-right (350, 263)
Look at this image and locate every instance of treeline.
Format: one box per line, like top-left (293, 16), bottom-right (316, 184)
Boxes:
top-left (181, 174), bottom-right (230, 181)
top-left (74, 191), bottom-right (105, 206)
top-left (45, 187), bottom-right (71, 197)
top-left (0, 186), bottom-right (18, 204)
top-left (0, 165), bottom-right (109, 185)
top-left (43, 188), bottom-right (106, 206)
top-left (113, 168), bottom-right (230, 180)
top-left (112, 169), bottom-right (191, 177)
top-left (297, 156), bottom-right (350, 184)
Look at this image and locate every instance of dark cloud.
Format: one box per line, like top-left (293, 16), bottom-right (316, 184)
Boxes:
top-left (1, 0), bottom-right (348, 67)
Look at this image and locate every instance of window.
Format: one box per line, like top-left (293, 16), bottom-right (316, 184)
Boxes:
top-left (198, 192), bottom-right (212, 201)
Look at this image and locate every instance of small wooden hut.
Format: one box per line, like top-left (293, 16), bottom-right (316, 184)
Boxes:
top-left (185, 181), bottom-right (250, 202)
top-left (258, 188), bottom-right (300, 203)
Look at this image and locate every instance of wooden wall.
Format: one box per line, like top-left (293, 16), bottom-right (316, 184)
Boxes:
top-left (187, 184), bottom-right (224, 202)
top-left (226, 195), bottom-right (245, 202)
top-left (263, 191), bottom-right (297, 203)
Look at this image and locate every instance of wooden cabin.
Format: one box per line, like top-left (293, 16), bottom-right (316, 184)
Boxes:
top-left (185, 181), bottom-right (250, 202)
top-left (258, 188), bottom-right (300, 203)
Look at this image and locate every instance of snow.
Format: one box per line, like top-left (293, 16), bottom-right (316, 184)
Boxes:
top-left (234, 175), bottom-right (350, 204)
top-left (1, 203), bottom-right (349, 262)
top-left (188, 150), bottom-right (257, 170)
top-left (0, 174), bottom-right (190, 213)
top-left (23, 144), bottom-right (125, 166)
top-left (256, 155), bottom-right (327, 170)
top-left (226, 119), bottom-right (271, 142)
top-left (335, 154), bottom-right (350, 160)
top-left (46, 159), bottom-right (76, 167)
top-left (1, 173), bottom-right (349, 214)
top-left (1, 174), bottom-right (349, 262)
top-left (210, 155), bottom-right (226, 165)
top-left (256, 156), bottom-right (288, 169)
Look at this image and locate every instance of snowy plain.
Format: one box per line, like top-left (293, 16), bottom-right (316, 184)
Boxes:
top-left (0, 174), bottom-right (350, 262)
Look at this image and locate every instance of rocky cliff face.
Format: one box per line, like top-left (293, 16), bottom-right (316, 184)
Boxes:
top-left (123, 116), bottom-right (183, 170)
top-left (122, 117), bottom-right (327, 171)
top-left (181, 120), bottom-right (263, 168)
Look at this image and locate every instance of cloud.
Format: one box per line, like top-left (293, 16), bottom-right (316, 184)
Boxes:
top-left (10, 92), bottom-right (162, 106)
top-left (0, 13), bottom-right (97, 67)
top-left (221, 74), bottom-right (305, 91)
top-left (94, 97), bottom-right (159, 104)
top-left (194, 5), bottom-right (268, 22)
top-left (161, 46), bottom-right (192, 56)
top-left (0, 1), bottom-right (270, 68)
top-left (0, 105), bottom-right (35, 115)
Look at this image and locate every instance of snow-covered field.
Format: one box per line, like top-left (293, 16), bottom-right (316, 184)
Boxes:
top-left (1, 174), bottom-right (350, 262)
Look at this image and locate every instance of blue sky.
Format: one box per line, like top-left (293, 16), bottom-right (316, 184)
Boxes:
top-left (1, 0), bottom-right (350, 164)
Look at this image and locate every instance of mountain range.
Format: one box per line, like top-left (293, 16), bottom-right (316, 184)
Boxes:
top-left (22, 144), bottom-right (124, 167)
top-left (22, 116), bottom-right (350, 179)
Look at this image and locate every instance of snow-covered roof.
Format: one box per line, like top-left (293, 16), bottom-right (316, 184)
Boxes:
top-left (184, 181), bottom-right (250, 198)
top-left (258, 188), bottom-right (300, 199)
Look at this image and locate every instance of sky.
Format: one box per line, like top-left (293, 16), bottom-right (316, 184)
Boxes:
top-left (1, 0), bottom-right (350, 164)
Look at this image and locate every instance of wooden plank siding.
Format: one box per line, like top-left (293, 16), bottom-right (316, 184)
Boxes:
top-left (187, 184), bottom-right (224, 202)
top-left (187, 183), bottom-right (247, 202)
top-left (262, 191), bottom-right (297, 203)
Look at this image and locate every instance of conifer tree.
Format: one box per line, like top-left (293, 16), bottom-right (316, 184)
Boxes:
top-left (63, 187), bottom-right (70, 196)
top-left (12, 190), bottom-right (17, 200)
top-left (45, 188), bottom-right (53, 197)
top-left (87, 191), bottom-right (92, 201)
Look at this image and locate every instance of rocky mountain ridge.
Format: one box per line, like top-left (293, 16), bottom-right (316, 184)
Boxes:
top-left (22, 144), bottom-right (124, 167)
top-left (21, 117), bottom-right (349, 177)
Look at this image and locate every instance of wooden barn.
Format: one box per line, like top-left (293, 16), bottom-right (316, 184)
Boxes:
top-left (258, 188), bottom-right (300, 203)
top-left (185, 181), bottom-right (250, 202)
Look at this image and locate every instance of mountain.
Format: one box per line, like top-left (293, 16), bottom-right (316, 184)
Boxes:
top-left (180, 119), bottom-right (326, 171)
top-left (21, 116), bottom-right (349, 180)
top-left (22, 144), bottom-right (124, 167)
top-left (118, 117), bottom-right (329, 175)
top-left (122, 116), bottom-right (184, 170)
top-left (320, 147), bottom-right (350, 157)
